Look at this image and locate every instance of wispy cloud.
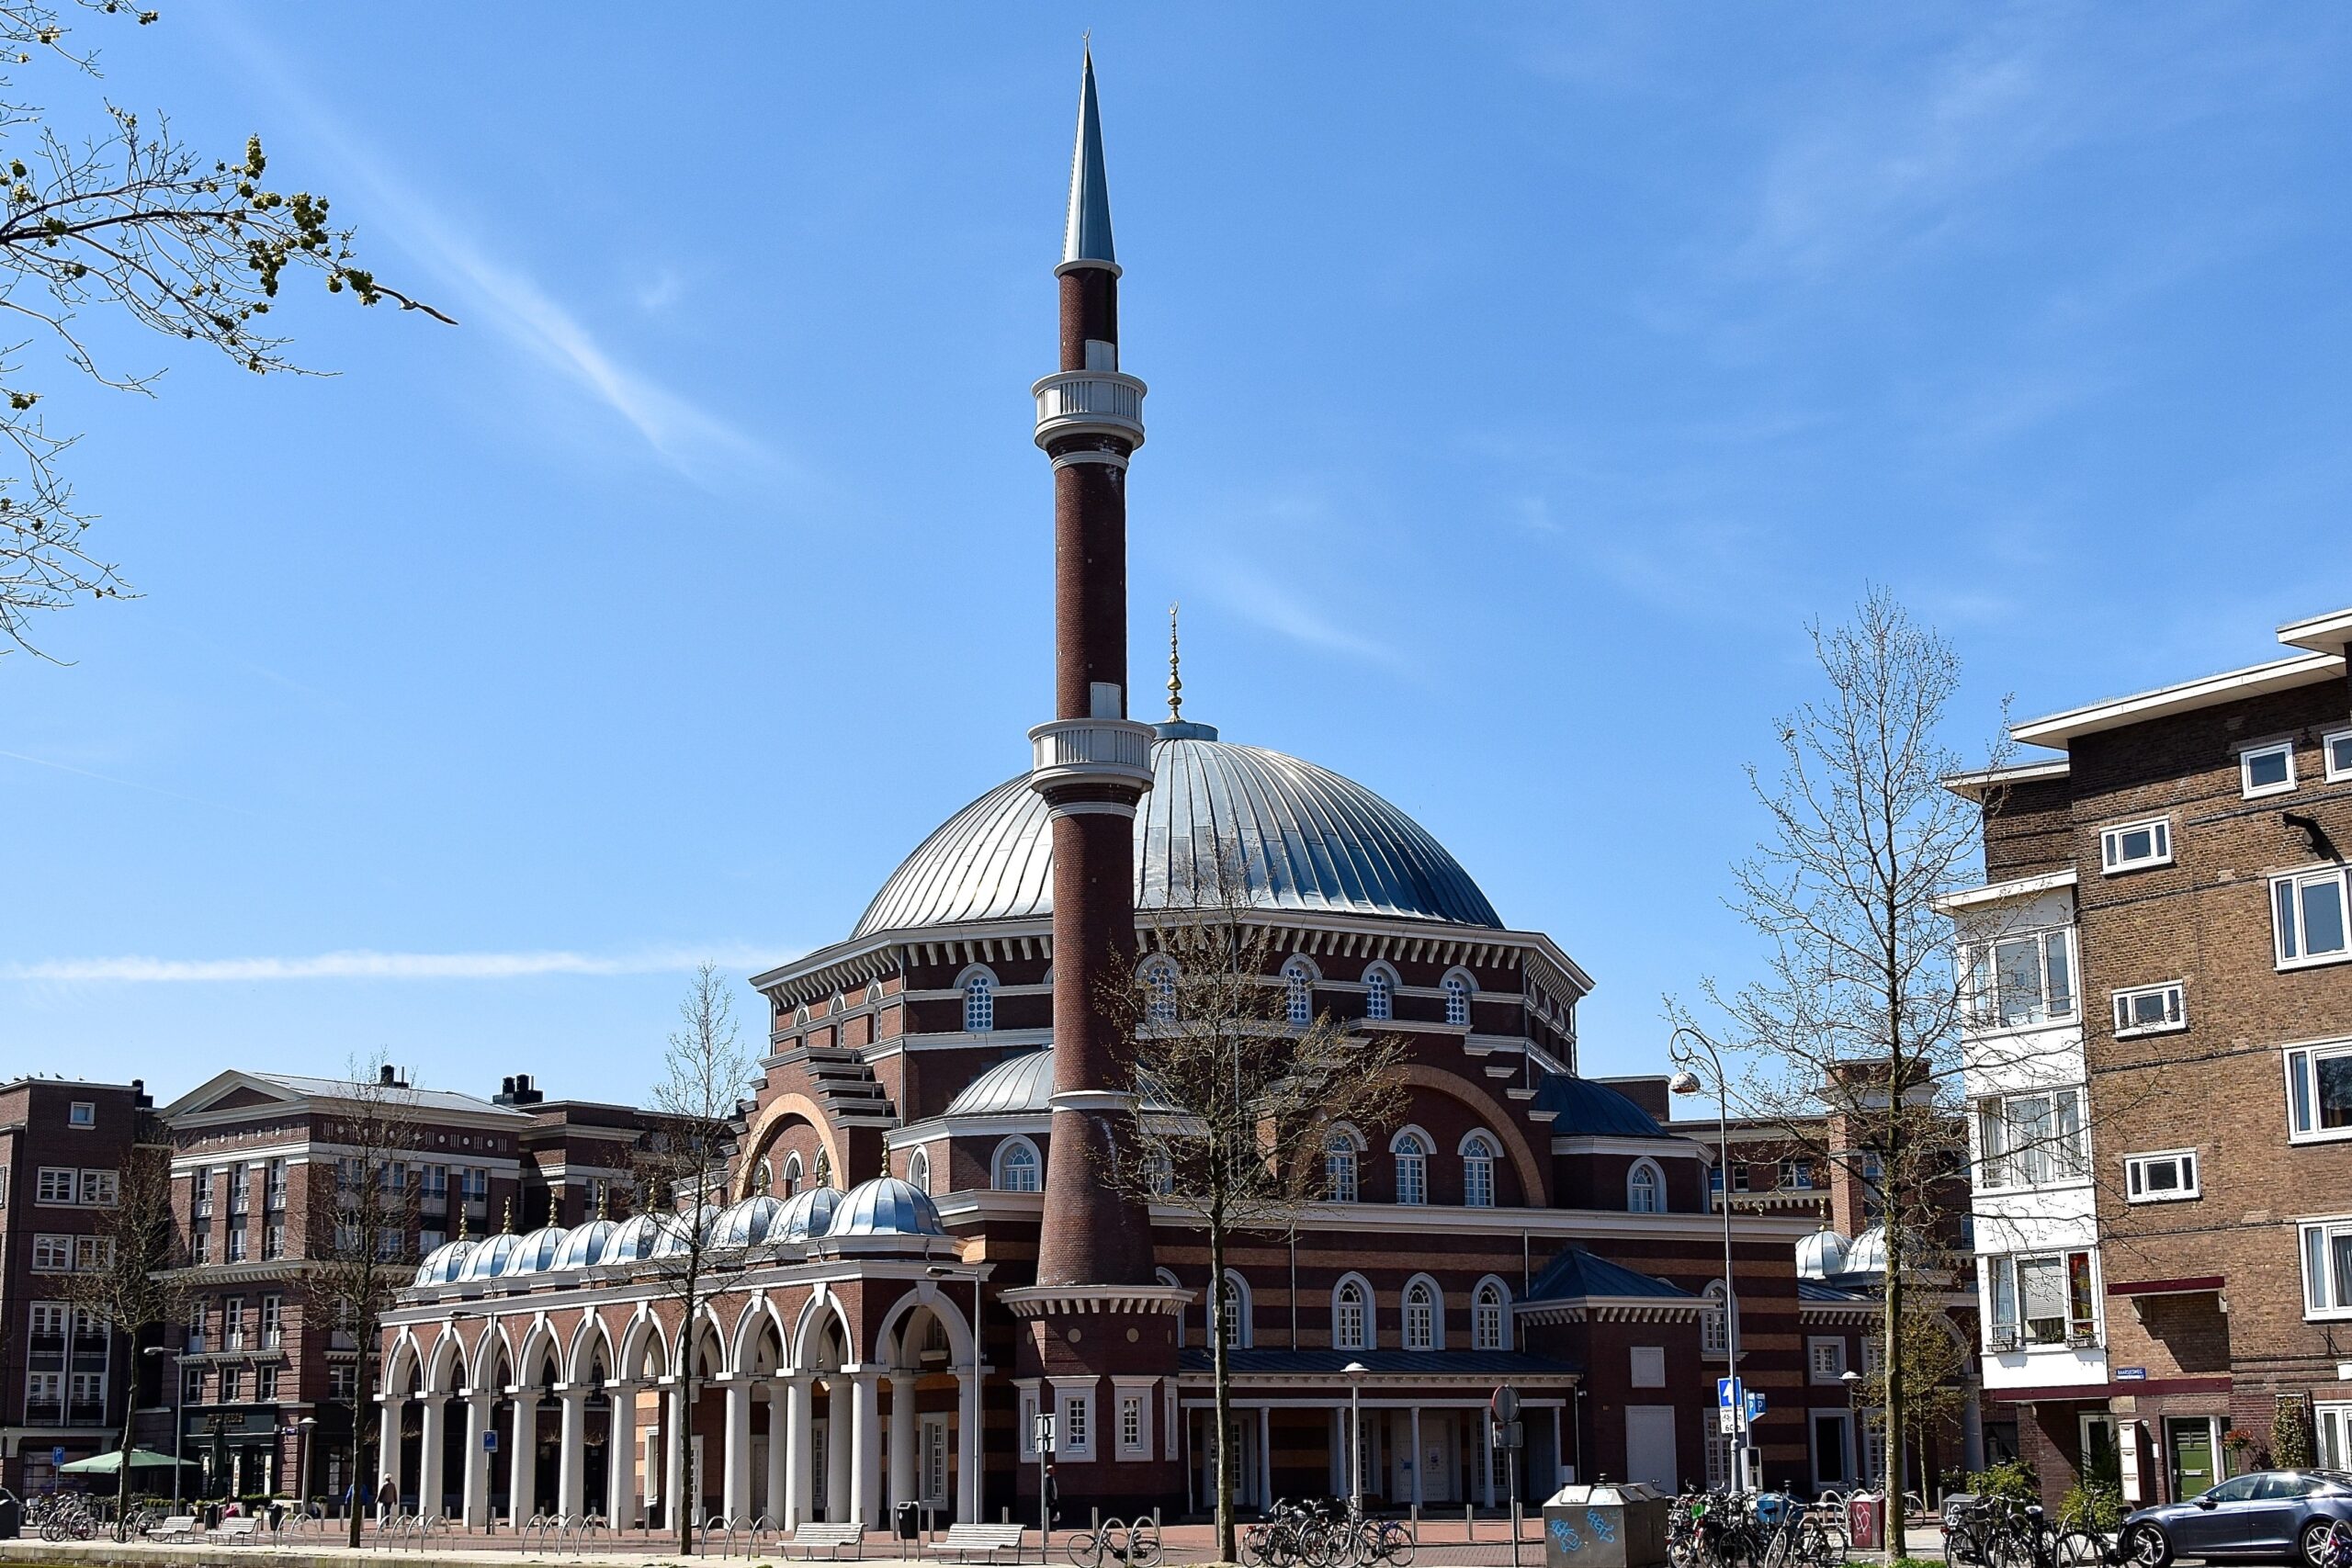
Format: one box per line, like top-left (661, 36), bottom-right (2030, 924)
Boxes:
top-left (4, 945), bottom-right (782, 985)
top-left (1205, 569), bottom-right (1409, 671)
top-left (0, 749), bottom-right (255, 817)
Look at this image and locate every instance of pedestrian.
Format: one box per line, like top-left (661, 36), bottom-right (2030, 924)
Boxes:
top-left (379, 1473), bottom-right (399, 1525)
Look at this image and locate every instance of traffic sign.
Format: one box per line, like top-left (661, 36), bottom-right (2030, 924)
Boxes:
top-left (1716, 1376), bottom-right (1741, 1409)
top-left (52, 1446), bottom-right (65, 1467)
top-left (483, 1429), bottom-right (499, 1453)
top-left (1745, 1391), bottom-right (1766, 1424)
top-left (1033, 1410), bottom-right (1055, 1454)
top-left (1491, 1386), bottom-right (1521, 1424)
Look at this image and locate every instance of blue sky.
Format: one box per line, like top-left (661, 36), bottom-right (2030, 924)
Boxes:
top-left (6, 5), bottom-right (2349, 1108)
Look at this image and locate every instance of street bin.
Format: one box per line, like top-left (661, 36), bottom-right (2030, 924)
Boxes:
top-left (895, 1500), bottom-right (921, 1541)
top-left (0, 1492), bottom-right (22, 1540)
top-left (1848, 1492), bottom-right (1884, 1552)
top-left (1543, 1480), bottom-right (1671, 1568)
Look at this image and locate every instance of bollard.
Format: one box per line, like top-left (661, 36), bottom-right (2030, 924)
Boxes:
top-left (1092, 1506), bottom-right (1101, 1531)
top-left (1467, 1503), bottom-right (1476, 1540)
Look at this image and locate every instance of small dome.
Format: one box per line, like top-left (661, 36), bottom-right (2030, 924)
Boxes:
top-left (461, 1231), bottom-right (524, 1280)
top-left (653, 1203), bottom-right (721, 1258)
top-left (775, 1185), bottom-right (843, 1241)
top-left (944, 1047), bottom-right (1175, 1119)
top-left (414, 1238), bottom-right (475, 1287)
top-left (712, 1195), bottom-right (786, 1249)
top-left (826, 1177), bottom-right (946, 1238)
top-left (1844, 1225), bottom-right (1888, 1277)
top-left (1796, 1228), bottom-right (1850, 1281)
top-left (600, 1211), bottom-right (675, 1266)
top-left (553, 1219), bottom-right (618, 1270)
top-left (500, 1224), bottom-right (569, 1277)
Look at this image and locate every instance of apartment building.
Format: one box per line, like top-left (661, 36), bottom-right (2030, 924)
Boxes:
top-left (0, 1077), bottom-right (157, 1495)
top-left (1949, 605), bottom-right (2352, 1509)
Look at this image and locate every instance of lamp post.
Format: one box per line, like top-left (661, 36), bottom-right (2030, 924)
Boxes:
top-left (144, 1346), bottom-right (184, 1508)
top-left (298, 1416), bottom-right (319, 1512)
top-left (1839, 1370), bottom-right (1862, 1490)
top-left (1342, 1362), bottom-right (1369, 1515)
top-left (1668, 1027), bottom-right (1743, 1494)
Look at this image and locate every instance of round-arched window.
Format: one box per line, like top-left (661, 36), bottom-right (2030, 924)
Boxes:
top-left (1334, 1280), bottom-right (1370, 1350)
top-left (906, 1147), bottom-right (930, 1195)
top-left (1394, 1132), bottom-right (1430, 1206)
top-left (1404, 1280), bottom-right (1437, 1351)
top-left (963, 971), bottom-right (995, 1032)
top-left (995, 1139), bottom-right (1040, 1193)
top-left (1463, 1135), bottom-right (1498, 1208)
top-left (1363, 966), bottom-right (1394, 1022)
top-left (1283, 960), bottom-right (1316, 1027)
top-left (1474, 1281), bottom-right (1508, 1351)
top-left (1443, 972), bottom-right (1472, 1028)
top-left (1628, 1159), bottom-right (1665, 1214)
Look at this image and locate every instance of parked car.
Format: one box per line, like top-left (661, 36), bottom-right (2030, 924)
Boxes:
top-left (2120, 1470), bottom-right (2352, 1566)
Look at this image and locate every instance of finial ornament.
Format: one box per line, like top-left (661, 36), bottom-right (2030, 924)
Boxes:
top-left (1168, 603), bottom-right (1182, 721)
top-left (455, 1204), bottom-right (469, 1244)
top-left (594, 1183), bottom-right (609, 1222)
top-left (500, 1197), bottom-right (514, 1235)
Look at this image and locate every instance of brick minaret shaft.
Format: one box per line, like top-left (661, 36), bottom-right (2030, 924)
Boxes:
top-left (1029, 48), bottom-right (1159, 1288)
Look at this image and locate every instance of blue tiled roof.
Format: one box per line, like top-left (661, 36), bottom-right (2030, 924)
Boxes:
top-left (1178, 1348), bottom-right (1579, 1377)
top-left (1800, 1279), bottom-right (1878, 1303)
top-left (1527, 1246), bottom-right (1694, 1303)
top-left (1531, 1075), bottom-right (1668, 1138)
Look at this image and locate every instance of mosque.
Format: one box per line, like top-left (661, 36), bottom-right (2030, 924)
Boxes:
top-left (373, 53), bottom-right (1873, 1530)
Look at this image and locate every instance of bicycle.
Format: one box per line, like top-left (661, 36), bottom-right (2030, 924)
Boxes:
top-left (1066, 1516), bottom-right (1166, 1568)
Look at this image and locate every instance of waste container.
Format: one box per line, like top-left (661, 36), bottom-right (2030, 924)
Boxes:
top-left (0, 1492), bottom-right (22, 1540)
top-left (1543, 1480), bottom-right (1671, 1568)
top-left (1848, 1492), bottom-right (1884, 1552)
top-left (895, 1500), bottom-right (921, 1541)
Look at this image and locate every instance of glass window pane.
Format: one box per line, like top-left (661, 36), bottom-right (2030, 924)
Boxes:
top-left (2332, 734), bottom-right (2352, 776)
top-left (2311, 1227), bottom-right (2331, 1311)
top-left (2319, 1054), bottom-right (2352, 1132)
top-left (2043, 932), bottom-right (2075, 1016)
top-left (2020, 1257), bottom-right (2065, 1341)
top-left (1996, 940), bottom-right (2045, 1026)
top-left (2304, 877), bottom-right (2348, 957)
top-left (2281, 880), bottom-right (2303, 960)
top-left (2055, 1093), bottom-right (2086, 1177)
top-left (2068, 1252), bottom-right (2096, 1330)
top-left (2142, 1158), bottom-right (2177, 1194)
top-left (2295, 1053), bottom-right (2315, 1134)
top-left (2334, 1230), bottom-right (2352, 1310)
top-left (2247, 749), bottom-right (2291, 790)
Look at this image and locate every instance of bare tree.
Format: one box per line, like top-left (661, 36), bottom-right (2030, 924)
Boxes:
top-left (636, 961), bottom-right (752, 1556)
top-left (61, 1119), bottom-right (186, 1525)
top-left (1098, 853), bottom-right (1408, 1564)
top-left (0, 0), bottom-right (446, 659)
top-left (301, 1055), bottom-right (424, 1547)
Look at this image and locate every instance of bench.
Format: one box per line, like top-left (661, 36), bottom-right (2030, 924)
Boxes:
top-left (931, 1523), bottom-right (1026, 1562)
top-left (147, 1516), bottom-right (199, 1541)
top-left (786, 1522), bottom-right (868, 1560)
top-left (207, 1517), bottom-right (259, 1544)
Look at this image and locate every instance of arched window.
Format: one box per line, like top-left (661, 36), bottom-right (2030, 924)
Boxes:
top-left (1363, 964), bottom-right (1395, 1022)
top-left (1393, 1130), bottom-right (1430, 1206)
top-left (1702, 1280), bottom-right (1729, 1355)
top-left (994, 1138), bottom-right (1041, 1193)
top-left (1147, 1152), bottom-right (1174, 1197)
top-left (1283, 959), bottom-right (1317, 1027)
top-left (960, 967), bottom-right (997, 1033)
top-left (1474, 1280), bottom-right (1510, 1352)
top-left (1324, 1130), bottom-right (1361, 1203)
top-left (1628, 1158), bottom-right (1665, 1214)
top-left (1333, 1277), bottom-right (1372, 1350)
top-left (1461, 1134), bottom-right (1498, 1208)
top-left (813, 1146), bottom-right (832, 1190)
top-left (1403, 1277), bottom-right (1440, 1351)
top-left (782, 1152), bottom-right (804, 1198)
top-left (1143, 958), bottom-right (1179, 1026)
top-left (906, 1147), bottom-right (930, 1195)
top-left (1443, 970), bottom-right (1474, 1028)
top-left (1219, 1271), bottom-right (1251, 1348)
top-left (1157, 1268), bottom-right (1185, 1348)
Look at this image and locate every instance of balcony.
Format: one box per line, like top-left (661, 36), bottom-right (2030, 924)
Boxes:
top-left (1032, 370), bottom-right (1147, 450)
top-left (1027, 717), bottom-right (1156, 795)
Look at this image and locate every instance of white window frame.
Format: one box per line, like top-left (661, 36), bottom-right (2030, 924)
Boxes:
top-left (1462, 1133), bottom-right (1498, 1209)
top-left (1332, 1274), bottom-right (1374, 1351)
top-left (956, 965), bottom-right (998, 1033)
top-left (1054, 1382), bottom-right (1095, 1461)
top-left (81, 1167), bottom-right (118, 1205)
top-left (35, 1167), bottom-right (75, 1205)
top-left (1402, 1275), bottom-right (1442, 1352)
top-left (1362, 963), bottom-right (1396, 1023)
top-left (1975, 1087), bottom-right (2089, 1190)
top-left (2303, 1216), bottom-right (2352, 1320)
top-left (1323, 1128), bottom-right (1362, 1203)
top-left (1630, 1346), bottom-right (1666, 1388)
top-left (2327, 728), bottom-right (2352, 785)
top-left (2241, 739), bottom-right (2299, 799)
top-left (1808, 1337), bottom-right (1848, 1383)
top-left (993, 1135), bottom-right (1043, 1193)
top-left (2286, 1041), bottom-right (2352, 1144)
top-left (2112, 981), bottom-right (2187, 1037)
top-left (1113, 1379), bottom-right (1155, 1461)
top-left (906, 1147), bottom-right (931, 1195)
top-left (1217, 1270), bottom-right (1252, 1349)
top-left (1442, 969), bottom-right (1475, 1028)
top-left (1017, 1384), bottom-right (1043, 1461)
top-left (2275, 866), bottom-right (2352, 970)
top-left (67, 1100), bottom-right (95, 1127)
top-left (1473, 1277), bottom-right (1510, 1352)
top-left (1627, 1157), bottom-right (1665, 1214)
top-left (1283, 959), bottom-right (1318, 1027)
top-left (2318, 1402), bottom-right (2352, 1470)
top-left (1984, 1249), bottom-right (2099, 1348)
top-left (2099, 817), bottom-right (2174, 875)
top-left (1701, 1280), bottom-right (1729, 1356)
top-left (1391, 1128), bottom-right (1430, 1206)
top-left (2123, 1149), bottom-right (2200, 1204)
top-left (31, 1233), bottom-right (72, 1271)
top-left (1965, 925), bottom-right (2078, 1032)
top-left (1142, 958), bottom-right (1179, 1026)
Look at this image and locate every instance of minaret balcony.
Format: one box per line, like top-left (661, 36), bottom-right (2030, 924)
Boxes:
top-left (1027, 717), bottom-right (1157, 795)
top-left (1033, 370), bottom-right (1147, 450)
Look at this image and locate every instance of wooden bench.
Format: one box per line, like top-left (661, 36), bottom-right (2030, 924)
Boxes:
top-left (930, 1522), bottom-right (1026, 1562)
top-left (147, 1516), bottom-right (199, 1541)
top-left (785, 1522), bottom-right (868, 1560)
top-left (207, 1517), bottom-right (259, 1544)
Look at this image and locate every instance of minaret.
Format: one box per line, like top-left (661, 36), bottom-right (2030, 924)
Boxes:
top-left (1027, 45), bottom-right (1158, 1291)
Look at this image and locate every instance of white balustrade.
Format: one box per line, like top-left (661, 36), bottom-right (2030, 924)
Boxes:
top-left (1032, 370), bottom-right (1147, 447)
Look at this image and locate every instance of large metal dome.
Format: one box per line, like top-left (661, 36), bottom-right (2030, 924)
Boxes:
top-left (854, 733), bottom-right (1501, 938)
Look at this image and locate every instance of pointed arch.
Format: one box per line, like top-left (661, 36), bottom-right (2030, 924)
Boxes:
top-left (422, 1325), bottom-right (465, 1394)
top-left (384, 1329), bottom-right (424, 1397)
top-left (730, 1295), bottom-right (790, 1378)
top-left (615, 1307), bottom-right (668, 1382)
top-left (469, 1318), bottom-right (516, 1389)
top-left (875, 1282), bottom-right (978, 1371)
top-left (564, 1313), bottom-right (616, 1385)
top-left (514, 1316), bottom-right (564, 1390)
top-left (789, 1289), bottom-right (856, 1374)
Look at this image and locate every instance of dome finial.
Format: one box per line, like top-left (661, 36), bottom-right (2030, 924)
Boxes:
top-left (500, 1197), bottom-right (514, 1235)
top-left (1167, 602), bottom-right (1182, 722)
top-left (455, 1203), bottom-right (469, 1244)
top-left (594, 1182), bottom-right (609, 1222)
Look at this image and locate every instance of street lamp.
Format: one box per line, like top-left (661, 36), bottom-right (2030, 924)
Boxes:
top-left (1668, 1026), bottom-right (1744, 1494)
top-left (1839, 1371), bottom-right (1862, 1489)
top-left (298, 1416), bottom-right (319, 1512)
top-left (145, 1346), bottom-right (184, 1508)
top-left (1342, 1362), bottom-right (1369, 1515)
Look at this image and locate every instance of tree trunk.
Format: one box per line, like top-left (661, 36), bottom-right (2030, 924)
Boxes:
top-left (1211, 1218), bottom-right (1236, 1565)
top-left (1883, 1059), bottom-right (1907, 1560)
top-left (115, 1367), bottom-right (138, 1530)
top-left (348, 1356), bottom-right (371, 1549)
top-left (679, 1278), bottom-right (698, 1557)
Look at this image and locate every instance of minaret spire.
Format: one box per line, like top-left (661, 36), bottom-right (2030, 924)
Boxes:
top-left (1167, 602), bottom-right (1182, 722)
top-left (1063, 44), bottom-right (1116, 269)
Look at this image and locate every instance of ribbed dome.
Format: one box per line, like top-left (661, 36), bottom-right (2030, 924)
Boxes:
top-left (553, 1220), bottom-right (618, 1271)
top-left (653, 1203), bottom-right (720, 1258)
top-left (1844, 1226), bottom-right (1887, 1277)
top-left (1796, 1228), bottom-right (1850, 1281)
top-left (775, 1185), bottom-right (843, 1241)
top-left (712, 1195), bottom-right (786, 1249)
top-left (415, 1238), bottom-right (475, 1287)
top-left (826, 1176), bottom-right (946, 1238)
top-left (945, 1048), bottom-right (1177, 1119)
top-left (461, 1231), bottom-right (524, 1281)
top-left (601, 1211), bottom-right (674, 1265)
top-left (500, 1225), bottom-right (569, 1277)
top-left (854, 736), bottom-right (1501, 938)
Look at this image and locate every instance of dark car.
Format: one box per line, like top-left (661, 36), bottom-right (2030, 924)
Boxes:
top-left (2120, 1470), bottom-right (2352, 1566)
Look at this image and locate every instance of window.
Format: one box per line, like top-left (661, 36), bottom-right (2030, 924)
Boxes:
top-left (226, 1225), bottom-right (247, 1262)
top-left (1393, 1132), bottom-right (1429, 1206)
top-left (1334, 1279), bottom-right (1370, 1350)
top-left (1967, 927), bottom-right (2076, 1029)
top-left (1143, 959), bottom-right (1178, 1026)
top-left (907, 1147), bottom-right (931, 1195)
top-left (1809, 1338), bottom-right (1848, 1382)
top-left (266, 1160), bottom-right (287, 1210)
top-left (2124, 1150), bottom-right (2199, 1203)
top-left (29, 1303), bottom-right (65, 1337)
top-left (1443, 971), bottom-right (1473, 1028)
top-left (1324, 1133), bottom-right (1360, 1203)
top-left (190, 1229), bottom-right (211, 1265)
top-left (224, 1297), bottom-right (245, 1349)
top-left (2276, 868), bottom-right (2351, 968)
top-left (187, 1300), bottom-right (207, 1354)
top-left (1463, 1134), bottom-right (1498, 1208)
top-left (1363, 965), bottom-right (1394, 1022)
top-left (262, 1295), bottom-right (283, 1348)
top-left (1731, 1164), bottom-right (1751, 1193)
top-left (2287, 1043), bottom-right (2352, 1142)
top-left (68, 1100), bottom-right (95, 1126)
top-left (1218, 1273), bottom-right (1249, 1348)
top-left (782, 1151), bottom-right (804, 1197)
top-left (814, 1146), bottom-right (832, 1189)
top-left (1403, 1279), bottom-right (1437, 1351)
top-left (2328, 729), bottom-right (2352, 784)
top-left (1627, 1159), bottom-right (1664, 1214)
top-left (2113, 981), bottom-right (2187, 1036)
top-left (1284, 960), bottom-right (1317, 1027)
top-left (1019, 1390), bottom-right (1042, 1461)
top-left (1474, 1281), bottom-right (1508, 1352)
top-left (329, 1362), bottom-right (356, 1399)
top-left (74, 1235), bottom-right (109, 1271)
top-left (25, 1372), bottom-right (61, 1411)
top-left (1060, 1391), bottom-right (1091, 1458)
top-left (1120, 1393), bottom-right (1145, 1455)
top-left (1986, 1250), bottom-right (2098, 1346)
top-left (228, 1169), bottom-right (250, 1214)
top-left (460, 1167), bottom-right (489, 1201)
top-left (37, 1167), bottom-right (76, 1204)
top-left (221, 1367), bottom-right (242, 1403)
top-left (961, 969), bottom-right (996, 1032)
top-left (2243, 740), bottom-right (2298, 798)
top-left (184, 1366), bottom-right (206, 1404)
top-left (1976, 1088), bottom-right (2088, 1188)
top-left (1630, 1346), bottom-right (1666, 1388)
top-left (995, 1138), bottom-right (1041, 1193)
top-left (2100, 818), bottom-right (2173, 874)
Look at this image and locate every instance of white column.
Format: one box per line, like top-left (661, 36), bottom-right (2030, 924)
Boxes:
top-left (462, 1393), bottom-right (494, 1528)
top-left (765, 1382), bottom-right (790, 1524)
top-left (608, 1383), bottom-right (639, 1530)
top-left (377, 1398), bottom-right (401, 1512)
top-left (664, 1383), bottom-right (689, 1528)
top-left (824, 1383), bottom-right (851, 1522)
top-left (956, 1370), bottom-right (982, 1524)
top-left (1479, 1411), bottom-right (1495, 1507)
top-left (786, 1376), bottom-right (814, 1528)
top-left (1259, 1404), bottom-right (1273, 1510)
top-left (1410, 1407), bottom-right (1424, 1507)
top-left (889, 1374), bottom-right (918, 1515)
top-left (557, 1387), bottom-right (589, 1519)
top-left (852, 1371), bottom-right (883, 1527)
top-left (509, 1393), bottom-right (540, 1525)
top-left (723, 1379), bottom-right (754, 1525)
top-left (417, 1395), bottom-right (447, 1518)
